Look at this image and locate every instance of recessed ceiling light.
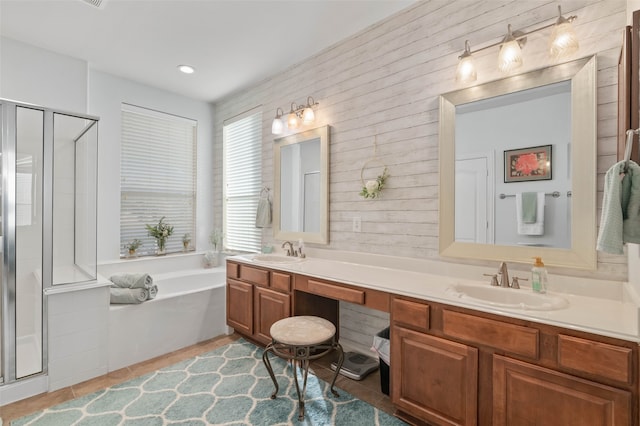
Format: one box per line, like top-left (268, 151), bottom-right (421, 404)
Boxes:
top-left (178, 65), bottom-right (195, 74)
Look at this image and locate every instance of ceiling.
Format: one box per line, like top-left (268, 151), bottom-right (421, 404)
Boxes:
top-left (0, 0), bottom-right (415, 103)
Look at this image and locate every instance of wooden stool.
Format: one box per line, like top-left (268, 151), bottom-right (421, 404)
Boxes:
top-left (262, 316), bottom-right (344, 421)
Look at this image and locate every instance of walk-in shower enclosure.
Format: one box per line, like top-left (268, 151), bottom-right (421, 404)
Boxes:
top-left (0, 100), bottom-right (98, 386)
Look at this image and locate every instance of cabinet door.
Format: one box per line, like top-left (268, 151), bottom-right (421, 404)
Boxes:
top-left (493, 355), bottom-right (631, 426)
top-left (227, 279), bottom-right (253, 336)
top-left (391, 326), bottom-right (478, 426)
top-left (254, 286), bottom-right (291, 345)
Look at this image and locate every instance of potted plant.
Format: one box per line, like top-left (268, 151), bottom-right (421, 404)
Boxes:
top-left (124, 239), bottom-right (142, 257)
top-left (182, 233), bottom-right (191, 251)
top-left (204, 228), bottom-right (224, 267)
top-left (145, 216), bottom-right (174, 255)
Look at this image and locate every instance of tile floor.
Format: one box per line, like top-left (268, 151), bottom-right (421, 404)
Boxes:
top-left (0, 333), bottom-right (394, 424)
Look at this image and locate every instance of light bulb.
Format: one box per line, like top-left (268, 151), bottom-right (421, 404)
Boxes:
top-left (455, 40), bottom-right (477, 83)
top-left (498, 26), bottom-right (523, 73)
top-left (271, 117), bottom-right (284, 135)
top-left (287, 112), bottom-right (299, 129)
top-left (549, 18), bottom-right (579, 59)
top-left (302, 106), bottom-right (315, 125)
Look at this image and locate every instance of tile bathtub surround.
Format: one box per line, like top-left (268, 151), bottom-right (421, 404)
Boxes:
top-left (0, 333), bottom-right (394, 423)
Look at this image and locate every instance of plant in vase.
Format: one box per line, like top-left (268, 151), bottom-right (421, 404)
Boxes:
top-left (124, 239), bottom-right (142, 257)
top-left (204, 228), bottom-right (224, 268)
top-left (182, 233), bottom-right (191, 251)
top-left (145, 216), bottom-right (174, 255)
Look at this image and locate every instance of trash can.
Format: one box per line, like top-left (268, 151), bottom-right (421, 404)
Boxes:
top-left (373, 327), bottom-right (390, 395)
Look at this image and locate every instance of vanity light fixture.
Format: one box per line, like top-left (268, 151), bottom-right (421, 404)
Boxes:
top-left (455, 5), bottom-right (578, 82)
top-left (497, 24), bottom-right (524, 73)
top-left (455, 40), bottom-right (477, 83)
top-left (271, 96), bottom-right (319, 135)
top-left (272, 108), bottom-right (285, 135)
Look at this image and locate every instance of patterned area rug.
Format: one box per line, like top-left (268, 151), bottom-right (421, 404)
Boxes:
top-left (12, 339), bottom-right (405, 425)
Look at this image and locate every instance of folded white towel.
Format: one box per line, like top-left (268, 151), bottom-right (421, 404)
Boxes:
top-left (110, 287), bottom-right (149, 304)
top-left (515, 192), bottom-right (545, 235)
top-left (148, 285), bottom-right (158, 300)
top-left (109, 273), bottom-right (153, 289)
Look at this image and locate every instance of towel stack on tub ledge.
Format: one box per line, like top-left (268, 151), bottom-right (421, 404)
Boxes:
top-left (109, 273), bottom-right (158, 304)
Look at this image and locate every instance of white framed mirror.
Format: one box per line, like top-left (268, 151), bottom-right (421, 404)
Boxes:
top-left (439, 56), bottom-right (597, 269)
top-left (273, 125), bottom-right (330, 244)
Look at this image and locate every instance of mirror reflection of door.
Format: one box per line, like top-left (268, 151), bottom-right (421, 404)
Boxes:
top-left (454, 81), bottom-right (571, 249)
top-left (303, 172), bottom-right (320, 232)
top-left (280, 138), bottom-right (320, 232)
top-left (455, 155), bottom-right (493, 243)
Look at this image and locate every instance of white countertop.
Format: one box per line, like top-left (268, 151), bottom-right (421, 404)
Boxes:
top-left (230, 253), bottom-right (640, 343)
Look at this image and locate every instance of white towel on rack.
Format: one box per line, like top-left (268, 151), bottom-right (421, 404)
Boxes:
top-left (515, 192), bottom-right (545, 235)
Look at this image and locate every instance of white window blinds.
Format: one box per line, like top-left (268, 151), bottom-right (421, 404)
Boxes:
top-left (224, 110), bottom-right (262, 253)
top-left (120, 104), bottom-right (197, 256)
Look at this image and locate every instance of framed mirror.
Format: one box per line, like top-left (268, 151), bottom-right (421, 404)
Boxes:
top-left (439, 56), bottom-right (597, 269)
top-left (273, 125), bottom-right (329, 244)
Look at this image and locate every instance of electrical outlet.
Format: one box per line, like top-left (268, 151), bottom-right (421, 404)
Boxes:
top-left (353, 216), bottom-right (361, 232)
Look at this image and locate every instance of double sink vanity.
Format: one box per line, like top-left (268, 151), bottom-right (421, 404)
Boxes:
top-left (226, 253), bottom-right (640, 426)
top-left (227, 51), bottom-right (636, 425)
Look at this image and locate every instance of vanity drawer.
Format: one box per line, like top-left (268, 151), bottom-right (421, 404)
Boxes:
top-left (271, 271), bottom-right (292, 293)
top-left (226, 261), bottom-right (239, 279)
top-left (557, 334), bottom-right (633, 384)
top-left (443, 310), bottom-right (539, 359)
top-left (307, 279), bottom-right (365, 304)
top-left (239, 264), bottom-right (270, 287)
top-left (392, 298), bottom-right (430, 332)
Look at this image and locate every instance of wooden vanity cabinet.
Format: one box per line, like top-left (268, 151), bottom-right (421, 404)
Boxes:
top-left (390, 295), bottom-right (638, 426)
top-left (392, 325), bottom-right (478, 426)
top-left (226, 261), bottom-right (292, 345)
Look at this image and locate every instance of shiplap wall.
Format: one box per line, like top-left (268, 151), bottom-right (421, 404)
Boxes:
top-left (214, 0), bottom-right (626, 352)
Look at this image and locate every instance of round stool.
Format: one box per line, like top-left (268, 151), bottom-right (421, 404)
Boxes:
top-left (262, 316), bottom-right (344, 421)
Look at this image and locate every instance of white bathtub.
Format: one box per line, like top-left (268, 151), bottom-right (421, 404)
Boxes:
top-left (107, 268), bottom-right (227, 371)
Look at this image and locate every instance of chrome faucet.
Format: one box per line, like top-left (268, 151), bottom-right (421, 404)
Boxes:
top-left (282, 241), bottom-right (295, 256)
top-left (498, 262), bottom-right (510, 288)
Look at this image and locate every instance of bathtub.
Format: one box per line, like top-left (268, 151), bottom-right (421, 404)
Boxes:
top-left (107, 268), bottom-right (227, 371)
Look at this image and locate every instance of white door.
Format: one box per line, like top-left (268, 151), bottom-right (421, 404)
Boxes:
top-left (455, 157), bottom-right (489, 243)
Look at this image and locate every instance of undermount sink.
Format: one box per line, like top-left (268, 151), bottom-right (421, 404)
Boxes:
top-left (446, 283), bottom-right (569, 311)
top-left (252, 254), bottom-right (305, 264)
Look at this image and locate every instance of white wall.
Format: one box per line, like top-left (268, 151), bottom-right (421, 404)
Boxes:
top-left (215, 0), bottom-right (625, 280)
top-left (0, 38), bottom-right (217, 402)
top-left (213, 0), bottom-right (626, 351)
top-left (0, 37), bottom-right (87, 112)
top-left (88, 70), bottom-right (215, 262)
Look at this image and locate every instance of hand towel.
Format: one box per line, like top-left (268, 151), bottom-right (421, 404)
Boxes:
top-left (515, 192), bottom-right (545, 235)
top-left (109, 287), bottom-right (149, 304)
top-left (255, 192), bottom-right (272, 228)
top-left (109, 273), bottom-right (153, 289)
top-left (521, 192), bottom-right (538, 223)
top-left (597, 160), bottom-right (640, 254)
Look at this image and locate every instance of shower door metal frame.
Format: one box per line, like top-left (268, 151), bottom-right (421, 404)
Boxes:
top-left (0, 99), bottom-right (99, 386)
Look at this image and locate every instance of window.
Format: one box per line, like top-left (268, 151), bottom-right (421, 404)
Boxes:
top-left (120, 104), bottom-right (197, 256)
top-left (223, 109), bottom-right (262, 253)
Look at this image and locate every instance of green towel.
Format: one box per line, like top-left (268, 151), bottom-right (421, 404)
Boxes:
top-left (521, 192), bottom-right (538, 224)
top-left (597, 160), bottom-right (640, 254)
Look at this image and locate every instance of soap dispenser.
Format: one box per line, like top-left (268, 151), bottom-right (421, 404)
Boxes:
top-left (531, 257), bottom-right (548, 294)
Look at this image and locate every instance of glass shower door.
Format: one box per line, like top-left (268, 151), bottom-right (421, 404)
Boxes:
top-left (15, 106), bottom-right (44, 378)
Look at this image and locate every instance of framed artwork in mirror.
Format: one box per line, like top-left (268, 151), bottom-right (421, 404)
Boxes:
top-left (504, 144), bottom-right (552, 183)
